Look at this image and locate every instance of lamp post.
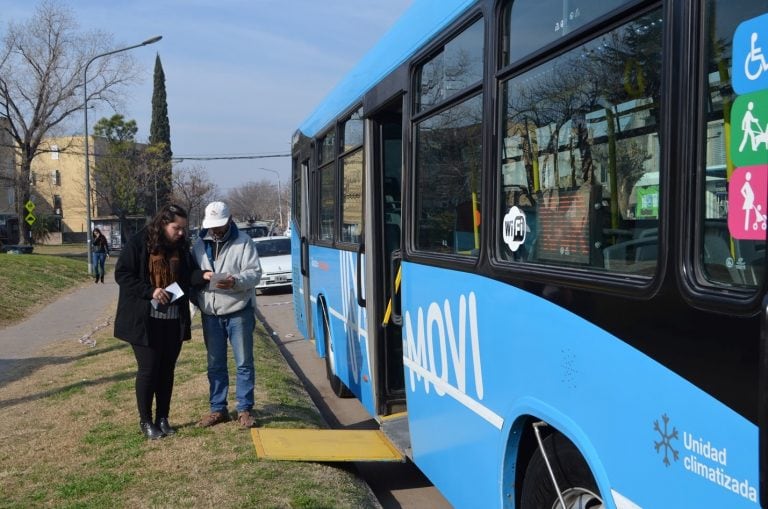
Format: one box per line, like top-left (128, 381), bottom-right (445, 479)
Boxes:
top-left (83, 35), bottom-right (162, 274)
top-left (257, 167), bottom-right (283, 230)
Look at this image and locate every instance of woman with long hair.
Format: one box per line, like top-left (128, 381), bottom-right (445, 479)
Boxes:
top-left (113, 204), bottom-right (204, 439)
top-left (91, 228), bottom-right (110, 283)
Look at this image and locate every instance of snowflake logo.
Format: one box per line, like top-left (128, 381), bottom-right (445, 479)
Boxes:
top-left (653, 413), bottom-right (679, 466)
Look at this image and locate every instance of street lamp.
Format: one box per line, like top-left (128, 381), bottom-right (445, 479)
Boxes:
top-left (83, 35), bottom-right (162, 274)
top-left (257, 167), bottom-right (283, 230)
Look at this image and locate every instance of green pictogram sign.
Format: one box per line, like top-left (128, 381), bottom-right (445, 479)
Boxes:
top-left (24, 200), bottom-right (35, 213)
top-left (731, 90), bottom-right (768, 167)
top-left (25, 213), bottom-right (36, 226)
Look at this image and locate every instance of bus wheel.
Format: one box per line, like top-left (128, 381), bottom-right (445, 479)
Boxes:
top-left (520, 432), bottom-right (603, 509)
top-left (322, 306), bottom-right (353, 398)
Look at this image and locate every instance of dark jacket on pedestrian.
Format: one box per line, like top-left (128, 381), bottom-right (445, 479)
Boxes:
top-left (114, 229), bottom-right (204, 345)
top-left (93, 233), bottom-right (110, 254)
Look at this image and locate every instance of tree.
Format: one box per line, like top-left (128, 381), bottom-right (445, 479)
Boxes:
top-left (149, 54), bottom-right (172, 207)
top-left (0, 0), bottom-right (141, 244)
top-left (92, 114), bottom-right (161, 241)
top-left (226, 181), bottom-right (284, 226)
top-left (172, 166), bottom-right (217, 229)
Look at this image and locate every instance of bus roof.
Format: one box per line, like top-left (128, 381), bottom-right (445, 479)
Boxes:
top-left (298, 0), bottom-right (476, 138)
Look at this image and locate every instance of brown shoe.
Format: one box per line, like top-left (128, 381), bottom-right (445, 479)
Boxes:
top-left (237, 410), bottom-right (256, 428)
top-left (197, 410), bottom-right (230, 428)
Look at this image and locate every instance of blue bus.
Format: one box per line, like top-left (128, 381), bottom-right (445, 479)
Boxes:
top-left (290, 1), bottom-right (768, 507)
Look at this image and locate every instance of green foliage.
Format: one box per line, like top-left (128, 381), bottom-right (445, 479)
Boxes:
top-left (150, 55), bottom-right (172, 206)
top-left (92, 114), bottom-right (147, 217)
top-left (29, 214), bottom-right (54, 244)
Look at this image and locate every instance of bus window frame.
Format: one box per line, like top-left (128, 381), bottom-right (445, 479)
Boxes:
top-left (679, 0), bottom-right (766, 317)
top-left (405, 11), bottom-right (488, 269)
top-left (310, 104), bottom-right (367, 252)
top-left (487, 0), bottom-right (667, 298)
top-left (314, 126), bottom-right (337, 247)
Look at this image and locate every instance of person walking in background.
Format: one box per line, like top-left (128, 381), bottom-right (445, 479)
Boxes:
top-left (192, 201), bottom-right (262, 429)
top-left (91, 228), bottom-right (110, 283)
top-left (114, 204), bottom-right (205, 440)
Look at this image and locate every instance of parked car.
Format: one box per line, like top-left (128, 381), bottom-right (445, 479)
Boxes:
top-left (252, 236), bottom-right (292, 292)
top-left (238, 221), bottom-right (274, 239)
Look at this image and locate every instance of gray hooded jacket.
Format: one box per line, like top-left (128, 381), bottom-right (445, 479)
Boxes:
top-left (191, 223), bottom-right (262, 316)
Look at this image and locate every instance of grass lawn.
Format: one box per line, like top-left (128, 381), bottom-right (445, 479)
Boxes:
top-left (0, 247), bottom-right (379, 508)
top-left (0, 250), bottom-right (91, 327)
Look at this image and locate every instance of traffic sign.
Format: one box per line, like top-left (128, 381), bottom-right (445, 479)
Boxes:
top-left (25, 200), bottom-right (35, 213)
top-left (25, 213), bottom-right (36, 226)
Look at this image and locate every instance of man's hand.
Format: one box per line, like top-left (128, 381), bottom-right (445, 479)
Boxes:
top-left (215, 275), bottom-right (236, 290)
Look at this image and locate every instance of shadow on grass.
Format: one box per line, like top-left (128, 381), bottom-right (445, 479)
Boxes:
top-left (0, 341), bottom-right (129, 390)
top-left (257, 402), bottom-right (324, 428)
top-left (0, 368), bottom-right (135, 410)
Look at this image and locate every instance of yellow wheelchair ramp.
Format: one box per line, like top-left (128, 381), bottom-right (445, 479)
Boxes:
top-left (251, 428), bottom-right (404, 462)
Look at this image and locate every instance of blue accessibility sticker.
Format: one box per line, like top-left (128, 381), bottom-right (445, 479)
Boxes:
top-left (733, 12), bottom-right (768, 95)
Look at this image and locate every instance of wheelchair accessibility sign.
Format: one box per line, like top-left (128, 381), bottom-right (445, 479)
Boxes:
top-left (733, 12), bottom-right (768, 95)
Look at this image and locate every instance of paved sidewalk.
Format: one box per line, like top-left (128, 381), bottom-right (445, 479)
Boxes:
top-left (0, 275), bottom-right (117, 386)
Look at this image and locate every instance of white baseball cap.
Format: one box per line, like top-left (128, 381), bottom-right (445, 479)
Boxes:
top-left (202, 201), bottom-right (231, 229)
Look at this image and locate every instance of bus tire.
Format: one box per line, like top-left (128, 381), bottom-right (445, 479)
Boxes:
top-left (322, 305), bottom-right (353, 398)
top-left (520, 432), bottom-right (602, 509)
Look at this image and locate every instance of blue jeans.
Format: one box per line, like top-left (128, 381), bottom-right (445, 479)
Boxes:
top-left (92, 252), bottom-right (106, 278)
top-left (201, 306), bottom-right (255, 413)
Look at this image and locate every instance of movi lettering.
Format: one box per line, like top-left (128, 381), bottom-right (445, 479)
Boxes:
top-left (403, 292), bottom-right (484, 400)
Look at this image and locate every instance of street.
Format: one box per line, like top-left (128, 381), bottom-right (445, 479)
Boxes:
top-left (254, 288), bottom-right (452, 509)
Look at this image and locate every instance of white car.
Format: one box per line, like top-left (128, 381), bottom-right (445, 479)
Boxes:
top-left (252, 236), bottom-right (292, 292)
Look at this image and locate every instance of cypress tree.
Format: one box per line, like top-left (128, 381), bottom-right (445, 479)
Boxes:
top-left (149, 54), bottom-right (172, 208)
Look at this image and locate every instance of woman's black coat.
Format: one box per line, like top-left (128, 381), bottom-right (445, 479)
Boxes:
top-left (114, 229), bottom-right (203, 346)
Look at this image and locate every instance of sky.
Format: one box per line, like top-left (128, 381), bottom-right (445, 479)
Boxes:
top-left (3, 0), bottom-right (414, 193)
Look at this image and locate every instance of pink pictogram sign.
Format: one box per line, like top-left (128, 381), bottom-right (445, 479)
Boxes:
top-left (728, 165), bottom-right (768, 240)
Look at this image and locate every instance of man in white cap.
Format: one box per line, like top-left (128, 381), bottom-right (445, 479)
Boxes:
top-left (192, 201), bottom-right (262, 428)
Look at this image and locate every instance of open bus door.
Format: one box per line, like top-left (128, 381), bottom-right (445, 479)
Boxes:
top-left (368, 102), bottom-right (406, 418)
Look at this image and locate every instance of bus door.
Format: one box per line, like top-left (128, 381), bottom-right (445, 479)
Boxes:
top-left (367, 103), bottom-right (405, 415)
top-left (292, 157), bottom-right (314, 341)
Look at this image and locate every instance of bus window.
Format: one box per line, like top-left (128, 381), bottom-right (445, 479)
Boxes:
top-left (319, 162), bottom-right (335, 242)
top-left (699, 0), bottom-right (767, 288)
top-left (501, 0), bottom-right (635, 67)
top-left (416, 18), bottom-right (483, 112)
top-left (498, 10), bottom-right (663, 274)
top-left (319, 131), bottom-right (335, 165)
top-left (341, 149), bottom-right (363, 244)
top-left (342, 108), bottom-right (364, 153)
top-left (415, 94), bottom-right (483, 256)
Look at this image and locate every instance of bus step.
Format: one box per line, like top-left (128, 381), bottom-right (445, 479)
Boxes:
top-left (251, 428), bottom-right (404, 462)
top-left (380, 412), bottom-right (412, 458)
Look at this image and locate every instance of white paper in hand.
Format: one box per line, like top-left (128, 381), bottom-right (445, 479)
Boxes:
top-left (165, 282), bottom-right (184, 303)
top-left (210, 273), bottom-right (230, 285)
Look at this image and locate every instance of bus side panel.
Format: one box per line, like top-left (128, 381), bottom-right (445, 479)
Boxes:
top-left (308, 244), bottom-right (376, 417)
top-left (400, 262), bottom-right (758, 509)
top-left (291, 226), bottom-right (309, 339)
